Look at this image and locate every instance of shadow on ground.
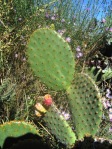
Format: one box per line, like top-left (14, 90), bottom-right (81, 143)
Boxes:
top-left (1, 133), bottom-right (50, 149)
top-left (73, 136), bottom-right (112, 149)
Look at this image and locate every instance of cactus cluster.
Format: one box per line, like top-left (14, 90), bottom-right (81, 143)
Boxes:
top-left (26, 28), bottom-right (103, 147)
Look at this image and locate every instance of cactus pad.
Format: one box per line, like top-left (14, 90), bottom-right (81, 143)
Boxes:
top-left (67, 73), bottom-right (102, 140)
top-left (0, 121), bottom-right (40, 148)
top-left (43, 104), bottom-right (76, 147)
top-left (26, 28), bottom-right (75, 91)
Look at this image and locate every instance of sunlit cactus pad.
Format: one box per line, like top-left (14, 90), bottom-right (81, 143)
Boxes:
top-left (67, 73), bottom-right (103, 140)
top-left (26, 28), bottom-right (75, 91)
top-left (0, 121), bottom-right (39, 148)
top-left (43, 104), bottom-right (76, 147)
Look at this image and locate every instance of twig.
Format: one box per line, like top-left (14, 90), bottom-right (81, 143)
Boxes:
top-left (38, 122), bottom-right (54, 139)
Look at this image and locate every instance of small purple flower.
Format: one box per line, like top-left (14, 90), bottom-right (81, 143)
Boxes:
top-left (101, 18), bottom-right (106, 23)
top-left (109, 27), bottom-right (112, 32)
top-left (58, 30), bottom-right (62, 35)
top-left (62, 111), bottom-right (70, 120)
top-left (61, 19), bottom-right (65, 23)
top-left (86, 8), bottom-right (90, 12)
top-left (106, 27), bottom-right (109, 31)
top-left (58, 29), bottom-right (66, 36)
top-left (51, 13), bottom-right (58, 20)
top-left (76, 52), bottom-right (83, 58)
top-left (58, 30), bottom-right (61, 33)
top-left (51, 16), bottom-right (56, 20)
top-left (102, 97), bottom-right (111, 109)
top-left (76, 46), bottom-right (81, 52)
top-left (65, 37), bottom-right (71, 43)
top-left (106, 89), bottom-right (112, 99)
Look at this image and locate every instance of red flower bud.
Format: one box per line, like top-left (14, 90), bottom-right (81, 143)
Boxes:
top-left (43, 94), bottom-right (53, 106)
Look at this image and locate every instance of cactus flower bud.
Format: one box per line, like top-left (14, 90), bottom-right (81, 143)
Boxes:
top-left (43, 94), bottom-right (53, 106)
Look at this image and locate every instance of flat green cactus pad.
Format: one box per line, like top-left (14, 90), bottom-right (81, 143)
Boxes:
top-left (43, 104), bottom-right (76, 147)
top-left (26, 28), bottom-right (75, 91)
top-left (0, 121), bottom-right (40, 148)
top-left (67, 73), bottom-right (103, 140)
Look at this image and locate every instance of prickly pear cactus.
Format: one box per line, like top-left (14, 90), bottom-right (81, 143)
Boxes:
top-left (43, 104), bottom-right (76, 148)
top-left (26, 28), bottom-right (75, 91)
top-left (27, 28), bottom-right (104, 147)
top-left (67, 73), bottom-right (102, 140)
top-left (0, 121), bottom-right (40, 148)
